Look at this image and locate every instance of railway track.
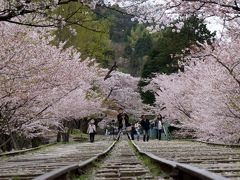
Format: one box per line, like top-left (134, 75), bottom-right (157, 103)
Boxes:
top-left (36, 134), bottom-right (227, 180)
top-left (92, 135), bottom-right (160, 180)
top-left (1, 135), bottom-right (235, 180)
top-left (0, 143), bottom-right (56, 157)
top-left (134, 140), bottom-right (240, 180)
top-left (0, 140), bottom-right (114, 180)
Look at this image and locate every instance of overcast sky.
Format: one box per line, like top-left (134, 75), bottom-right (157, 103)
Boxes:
top-left (205, 17), bottom-right (224, 38)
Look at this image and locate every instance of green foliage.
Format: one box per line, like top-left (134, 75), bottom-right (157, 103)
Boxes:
top-left (139, 16), bottom-right (216, 105)
top-left (229, 97), bottom-right (240, 111)
top-left (128, 25), bottom-right (147, 48)
top-left (95, 5), bottom-right (137, 43)
top-left (51, 2), bottom-right (113, 67)
top-left (124, 25), bottom-right (153, 76)
top-left (129, 141), bottom-right (170, 179)
top-left (142, 16), bottom-right (216, 78)
top-left (138, 80), bottom-right (156, 105)
top-left (70, 129), bottom-right (88, 142)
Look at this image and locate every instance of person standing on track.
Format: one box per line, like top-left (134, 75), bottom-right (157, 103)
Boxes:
top-left (155, 114), bottom-right (163, 140)
top-left (135, 121), bottom-right (141, 141)
top-left (87, 119), bottom-right (96, 143)
top-left (130, 123), bottom-right (137, 140)
top-left (140, 115), bottom-right (150, 142)
top-left (117, 108), bottom-right (129, 134)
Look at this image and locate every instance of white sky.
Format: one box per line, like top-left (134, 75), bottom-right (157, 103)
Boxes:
top-left (205, 17), bottom-right (224, 38)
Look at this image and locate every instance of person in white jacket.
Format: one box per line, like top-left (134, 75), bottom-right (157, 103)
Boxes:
top-left (155, 114), bottom-right (163, 140)
top-left (87, 119), bottom-right (96, 143)
top-left (135, 122), bottom-right (141, 141)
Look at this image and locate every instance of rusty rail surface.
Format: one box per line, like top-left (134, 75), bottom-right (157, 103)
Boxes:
top-left (129, 136), bottom-right (228, 180)
top-left (34, 134), bottom-right (120, 180)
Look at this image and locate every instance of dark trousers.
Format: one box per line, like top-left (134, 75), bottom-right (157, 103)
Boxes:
top-left (90, 133), bottom-right (95, 143)
top-left (131, 132), bottom-right (135, 140)
top-left (143, 129), bottom-right (149, 142)
top-left (156, 129), bottom-right (162, 140)
top-left (118, 125), bottom-right (123, 132)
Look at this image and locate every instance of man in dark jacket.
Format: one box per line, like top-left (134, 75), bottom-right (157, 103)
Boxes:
top-left (140, 115), bottom-right (150, 142)
top-left (117, 108), bottom-right (129, 133)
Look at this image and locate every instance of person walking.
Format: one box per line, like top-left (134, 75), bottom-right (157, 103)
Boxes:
top-left (140, 115), bottom-right (150, 142)
top-left (117, 108), bottom-right (130, 134)
top-left (87, 119), bottom-right (96, 143)
top-left (130, 123), bottom-right (136, 140)
top-left (135, 121), bottom-right (141, 141)
top-left (155, 114), bottom-right (163, 140)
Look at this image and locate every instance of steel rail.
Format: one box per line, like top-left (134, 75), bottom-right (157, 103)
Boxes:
top-left (0, 142), bottom-right (57, 157)
top-left (194, 140), bottom-right (240, 148)
top-left (130, 138), bottom-right (228, 180)
top-left (34, 134), bottom-right (120, 180)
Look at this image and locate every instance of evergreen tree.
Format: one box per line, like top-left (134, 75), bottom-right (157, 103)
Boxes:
top-left (140, 16), bottom-right (216, 105)
top-left (124, 25), bottom-right (152, 76)
top-left (142, 16), bottom-right (216, 78)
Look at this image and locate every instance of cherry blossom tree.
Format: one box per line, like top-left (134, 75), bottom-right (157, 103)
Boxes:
top-left (0, 20), bottom-right (147, 149)
top-left (126, 0), bottom-right (239, 29)
top-left (146, 37), bottom-right (240, 143)
top-left (99, 71), bottom-right (151, 117)
top-left (0, 0), bottom-right (128, 29)
top-left (0, 22), bottom-right (105, 149)
top-left (1, 0), bottom-right (239, 147)
top-left (1, 0), bottom-right (239, 32)
top-left (124, 0), bottom-right (240, 143)
top-left (0, 0), bottom-right (99, 21)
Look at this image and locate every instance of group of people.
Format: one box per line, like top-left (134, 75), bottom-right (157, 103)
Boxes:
top-left (87, 107), bottom-right (165, 143)
top-left (116, 108), bottom-right (165, 142)
top-left (130, 114), bottom-right (164, 142)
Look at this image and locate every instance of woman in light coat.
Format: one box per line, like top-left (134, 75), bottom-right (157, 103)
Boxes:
top-left (87, 119), bottom-right (96, 143)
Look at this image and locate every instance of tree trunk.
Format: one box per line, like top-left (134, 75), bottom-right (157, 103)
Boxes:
top-left (57, 131), bottom-right (62, 142)
top-left (0, 136), bottom-right (12, 152)
top-left (63, 129), bottom-right (70, 142)
top-left (7, 123), bottom-right (19, 150)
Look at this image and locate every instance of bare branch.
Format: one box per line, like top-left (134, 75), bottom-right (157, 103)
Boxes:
top-left (104, 61), bottom-right (117, 80)
top-left (183, 0), bottom-right (240, 12)
top-left (105, 87), bottom-right (116, 100)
